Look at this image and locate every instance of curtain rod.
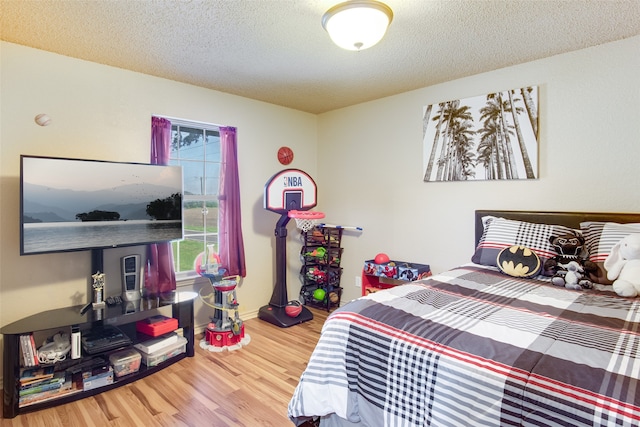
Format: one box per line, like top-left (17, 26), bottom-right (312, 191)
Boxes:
top-left (152, 114), bottom-right (224, 130)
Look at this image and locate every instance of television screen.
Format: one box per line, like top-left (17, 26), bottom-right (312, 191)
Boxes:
top-left (20, 155), bottom-right (183, 255)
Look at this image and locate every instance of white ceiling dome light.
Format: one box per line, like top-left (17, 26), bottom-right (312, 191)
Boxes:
top-left (322, 1), bottom-right (393, 51)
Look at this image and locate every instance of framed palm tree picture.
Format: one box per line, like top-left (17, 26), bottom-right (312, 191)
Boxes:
top-left (422, 86), bottom-right (539, 182)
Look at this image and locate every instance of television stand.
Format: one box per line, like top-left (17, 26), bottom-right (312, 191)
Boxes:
top-left (1, 291), bottom-right (196, 418)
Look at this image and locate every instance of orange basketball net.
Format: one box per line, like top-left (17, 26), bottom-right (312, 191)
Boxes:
top-left (288, 210), bottom-right (325, 232)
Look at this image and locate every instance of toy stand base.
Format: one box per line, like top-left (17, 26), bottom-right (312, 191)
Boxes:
top-left (200, 334), bottom-right (251, 353)
top-left (258, 304), bottom-right (313, 328)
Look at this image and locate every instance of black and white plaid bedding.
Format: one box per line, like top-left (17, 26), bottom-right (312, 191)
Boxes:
top-left (288, 264), bottom-right (640, 427)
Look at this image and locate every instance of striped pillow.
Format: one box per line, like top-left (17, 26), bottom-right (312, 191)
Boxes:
top-left (580, 221), bottom-right (640, 284)
top-left (472, 216), bottom-right (576, 269)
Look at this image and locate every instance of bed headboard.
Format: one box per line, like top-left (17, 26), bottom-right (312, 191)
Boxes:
top-left (474, 210), bottom-right (640, 247)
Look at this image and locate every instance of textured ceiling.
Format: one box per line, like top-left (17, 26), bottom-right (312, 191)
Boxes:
top-left (1, 0), bottom-right (639, 114)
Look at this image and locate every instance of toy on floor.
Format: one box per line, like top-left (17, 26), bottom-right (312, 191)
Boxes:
top-left (258, 168), bottom-right (319, 327)
top-left (195, 246), bottom-right (250, 351)
top-left (285, 300), bottom-right (303, 317)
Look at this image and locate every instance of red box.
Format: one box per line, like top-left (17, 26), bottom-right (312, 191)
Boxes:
top-left (136, 315), bottom-right (178, 337)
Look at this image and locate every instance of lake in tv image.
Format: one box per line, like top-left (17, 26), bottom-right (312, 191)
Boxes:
top-left (21, 156), bottom-right (183, 255)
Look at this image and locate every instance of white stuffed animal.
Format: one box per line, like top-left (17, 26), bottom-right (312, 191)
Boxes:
top-left (604, 234), bottom-right (640, 297)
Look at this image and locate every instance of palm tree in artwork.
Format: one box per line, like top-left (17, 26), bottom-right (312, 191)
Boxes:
top-left (423, 104), bottom-right (432, 136)
top-left (444, 119), bottom-right (476, 180)
top-left (477, 119), bottom-right (503, 179)
top-left (520, 86), bottom-right (538, 139)
top-left (423, 101), bottom-right (450, 181)
top-left (476, 135), bottom-right (495, 179)
top-left (508, 89), bottom-right (536, 179)
top-left (479, 94), bottom-right (521, 179)
top-left (435, 103), bottom-right (473, 181)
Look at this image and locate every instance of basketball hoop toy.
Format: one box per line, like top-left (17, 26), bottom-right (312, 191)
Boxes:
top-left (260, 168), bottom-right (319, 327)
top-left (288, 210), bottom-right (325, 233)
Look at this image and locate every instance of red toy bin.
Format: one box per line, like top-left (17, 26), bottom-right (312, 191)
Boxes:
top-left (363, 259), bottom-right (398, 279)
top-left (136, 315), bottom-right (178, 337)
top-left (397, 263), bottom-right (431, 281)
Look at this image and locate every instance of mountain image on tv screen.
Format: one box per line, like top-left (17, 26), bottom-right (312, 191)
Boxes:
top-left (20, 155), bottom-right (184, 255)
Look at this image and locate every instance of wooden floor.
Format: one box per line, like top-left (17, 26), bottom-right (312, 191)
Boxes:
top-left (1, 308), bottom-right (328, 427)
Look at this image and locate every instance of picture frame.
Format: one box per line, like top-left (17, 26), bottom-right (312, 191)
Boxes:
top-left (423, 85), bottom-right (539, 182)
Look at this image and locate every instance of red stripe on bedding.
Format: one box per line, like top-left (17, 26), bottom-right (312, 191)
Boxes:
top-left (330, 311), bottom-right (532, 383)
top-left (413, 275), bottom-right (640, 338)
top-left (332, 311), bottom-right (640, 422)
top-left (526, 372), bottom-right (640, 421)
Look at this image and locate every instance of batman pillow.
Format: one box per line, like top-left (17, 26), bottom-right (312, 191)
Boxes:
top-left (497, 245), bottom-right (541, 278)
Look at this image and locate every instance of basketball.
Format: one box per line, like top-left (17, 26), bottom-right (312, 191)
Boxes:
top-left (329, 292), bottom-right (339, 303)
top-left (285, 300), bottom-right (303, 317)
top-left (34, 113), bottom-right (51, 126)
top-left (277, 146), bottom-right (294, 165)
top-left (313, 288), bottom-right (326, 301)
top-left (375, 253), bottom-right (390, 264)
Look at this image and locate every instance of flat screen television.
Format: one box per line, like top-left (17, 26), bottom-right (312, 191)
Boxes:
top-left (20, 155), bottom-right (183, 255)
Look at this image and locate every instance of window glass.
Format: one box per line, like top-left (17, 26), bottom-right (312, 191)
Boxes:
top-left (167, 119), bottom-right (221, 277)
top-left (205, 130), bottom-right (221, 162)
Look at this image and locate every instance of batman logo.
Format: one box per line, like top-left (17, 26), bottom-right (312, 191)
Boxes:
top-left (497, 245), bottom-right (541, 278)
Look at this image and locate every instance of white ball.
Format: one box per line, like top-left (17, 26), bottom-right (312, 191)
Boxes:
top-left (35, 114), bottom-right (51, 126)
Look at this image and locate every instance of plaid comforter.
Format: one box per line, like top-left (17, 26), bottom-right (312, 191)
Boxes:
top-left (288, 264), bottom-right (640, 426)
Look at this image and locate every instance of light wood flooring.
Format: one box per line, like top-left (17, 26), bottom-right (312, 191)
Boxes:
top-left (1, 308), bottom-right (328, 427)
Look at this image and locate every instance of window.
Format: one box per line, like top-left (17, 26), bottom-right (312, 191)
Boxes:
top-left (168, 118), bottom-right (221, 278)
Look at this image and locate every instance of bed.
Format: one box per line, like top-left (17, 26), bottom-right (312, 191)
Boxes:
top-left (288, 210), bottom-right (640, 427)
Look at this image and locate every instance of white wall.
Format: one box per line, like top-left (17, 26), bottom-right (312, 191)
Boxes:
top-left (0, 42), bottom-right (318, 342)
top-left (316, 35), bottom-right (640, 303)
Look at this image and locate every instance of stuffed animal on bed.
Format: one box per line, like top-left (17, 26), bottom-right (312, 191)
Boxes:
top-left (543, 232), bottom-right (597, 290)
top-left (603, 234), bottom-right (640, 297)
top-left (550, 260), bottom-right (592, 290)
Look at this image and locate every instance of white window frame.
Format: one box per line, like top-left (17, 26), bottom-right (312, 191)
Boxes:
top-left (164, 117), bottom-right (221, 283)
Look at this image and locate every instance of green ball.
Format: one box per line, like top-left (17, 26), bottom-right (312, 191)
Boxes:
top-left (313, 288), bottom-right (326, 301)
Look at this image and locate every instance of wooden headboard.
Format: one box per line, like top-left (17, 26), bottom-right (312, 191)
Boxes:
top-left (474, 210), bottom-right (640, 247)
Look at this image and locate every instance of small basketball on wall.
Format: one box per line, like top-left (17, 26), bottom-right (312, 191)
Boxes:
top-left (277, 146), bottom-right (294, 165)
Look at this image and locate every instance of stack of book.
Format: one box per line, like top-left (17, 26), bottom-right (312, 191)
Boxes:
top-left (18, 366), bottom-right (76, 406)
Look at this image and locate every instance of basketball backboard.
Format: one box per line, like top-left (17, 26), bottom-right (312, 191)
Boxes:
top-left (264, 169), bottom-right (317, 215)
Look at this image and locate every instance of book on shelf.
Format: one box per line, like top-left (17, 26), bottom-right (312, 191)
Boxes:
top-left (19, 379), bottom-right (78, 407)
top-left (29, 334), bottom-right (39, 365)
top-left (19, 335), bottom-right (29, 367)
top-left (20, 366), bottom-right (55, 386)
top-left (134, 331), bottom-right (179, 354)
top-left (19, 372), bottom-right (67, 397)
top-left (19, 334), bottom-right (39, 367)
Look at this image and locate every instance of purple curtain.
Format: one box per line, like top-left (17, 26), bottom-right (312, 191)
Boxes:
top-left (146, 116), bottom-right (177, 294)
top-left (218, 126), bottom-right (246, 277)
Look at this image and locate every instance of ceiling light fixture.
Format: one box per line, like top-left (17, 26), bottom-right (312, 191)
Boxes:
top-left (322, 0), bottom-right (393, 51)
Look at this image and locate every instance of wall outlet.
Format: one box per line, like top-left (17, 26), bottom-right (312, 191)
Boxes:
top-left (355, 276), bottom-right (362, 288)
